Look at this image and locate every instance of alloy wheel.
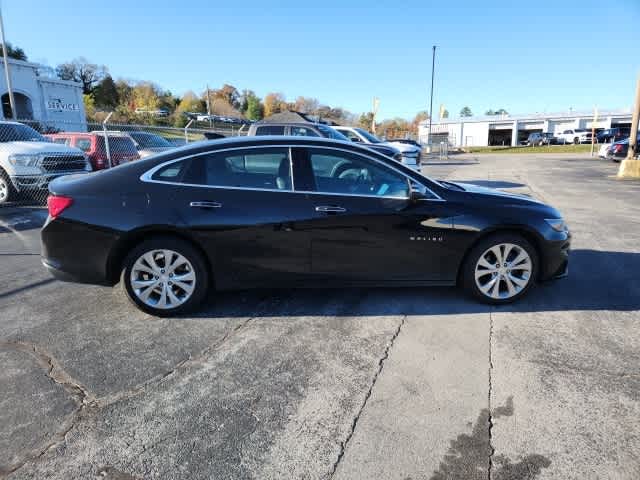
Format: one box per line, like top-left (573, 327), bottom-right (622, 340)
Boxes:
top-left (130, 249), bottom-right (196, 309)
top-left (0, 178), bottom-right (8, 203)
top-left (474, 243), bottom-right (532, 300)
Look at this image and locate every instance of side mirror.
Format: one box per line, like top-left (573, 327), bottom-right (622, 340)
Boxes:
top-left (409, 181), bottom-right (428, 201)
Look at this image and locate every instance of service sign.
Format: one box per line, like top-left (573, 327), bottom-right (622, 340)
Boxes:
top-left (47, 99), bottom-right (79, 111)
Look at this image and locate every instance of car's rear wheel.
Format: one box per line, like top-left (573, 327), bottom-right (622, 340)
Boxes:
top-left (121, 237), bottom-right (209, 316)
top-left (573, 137), bottom-right (580, 145)
top-left (462, 234), bottom-right (538, 304)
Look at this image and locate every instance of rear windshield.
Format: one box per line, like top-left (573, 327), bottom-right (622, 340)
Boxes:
top-left (129, 132), bottom-right (172, 148)
top-left (96, 136), bottom-right (138, 153)
top-left (317, 125), bottom-right (349, 141)
top-left (0, 123), bottom-right (46, 142)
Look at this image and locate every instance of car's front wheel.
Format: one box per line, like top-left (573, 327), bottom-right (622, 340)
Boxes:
top-left (121, 237), bottom-right (209, 316)
top-left (0, 170), bottom-right (16, 205)
top-left (462, 234), bottom-right (538, 304)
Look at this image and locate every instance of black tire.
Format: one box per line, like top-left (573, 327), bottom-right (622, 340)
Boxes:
top-left (573, 137), bottom-right (580, 145)
top-left (0, 169), bottom-right (17, 205)
top-left (461, 233), bottom-right (538, 305)
top-left (121, 236), bottom-right (210, 316)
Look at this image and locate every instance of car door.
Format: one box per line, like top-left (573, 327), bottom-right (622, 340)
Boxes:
top-left (291, 146), bottom-right (458, 282)
top-left (145, 146), bottom-right (312, 288)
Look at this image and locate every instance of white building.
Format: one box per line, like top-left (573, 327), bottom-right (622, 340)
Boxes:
top-left (418, 110), bottom-right (635, 147)
top-left (0, 58), bottom-right (86, 131)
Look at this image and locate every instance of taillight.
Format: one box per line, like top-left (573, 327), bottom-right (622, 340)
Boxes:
top-left (47, 195), bottom-right (73, 218)
top-left (614, 144), bottom-right (623, 153)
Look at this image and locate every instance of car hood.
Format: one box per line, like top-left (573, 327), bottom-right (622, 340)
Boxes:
top-left (386, 141), bottom-right (420, 154)
top-left (448, 181), bottom-right (546, 206)
top-left (0, 141), bottom-right (84, 155)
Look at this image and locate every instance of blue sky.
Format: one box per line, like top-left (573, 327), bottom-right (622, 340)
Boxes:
top-left (4, 0), bottom-right (639, 120)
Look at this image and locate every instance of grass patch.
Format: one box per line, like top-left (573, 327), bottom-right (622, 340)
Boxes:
top-left (463, 144), bottom-right (595, 154)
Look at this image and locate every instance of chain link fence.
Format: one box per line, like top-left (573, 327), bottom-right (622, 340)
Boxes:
top-left (0, 118), bottom-right (248, 208)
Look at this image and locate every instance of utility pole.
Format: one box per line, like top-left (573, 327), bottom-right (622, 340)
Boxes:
top-left (206, 84), bottom-right (213, 128)
top-left (590, 106), bottom-right (598, 157)
top-left (371, 97), bottom-right (379, 134)
top-left (0, 7), bottom-right (16, 120)
top-left (617, 73), bottom-right (640, 178)
top-left (428, 45), bottom-right (436, 150)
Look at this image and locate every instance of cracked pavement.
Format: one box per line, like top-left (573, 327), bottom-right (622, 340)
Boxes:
top-left (1, 153), bottom-right (639, 479)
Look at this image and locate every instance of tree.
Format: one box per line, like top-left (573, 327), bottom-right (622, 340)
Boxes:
top-left (358, 112), bottom-right (375, 130)
top-left (56, 57), bottom-right (107, 94)
top-left (263, 92), bottom-right (286, 117)
top-left (245, 93), bottom-right (264, 120)
top-left (174, 90), bottom-right (203, 127)
top-left (92, 75), bottom-right (119, 110)
top-left (411, 111), bottom-right (429, 133)
top-left (0, 42), bottom-right (27, 61)
top-left (132, 81), bottom-right (162, 112)
top-left (212, 84), bottom-right (240, 110)
top-left (485, 108), bottom-right (508, 116)
top-left (442, 109), bottom-right (449, 119)
top-left (460, 106), bottom-right (473, 117)
top-left (83, 94), bottom-right (96, 120)
top-left (294, 96), bottom-right (319, 114)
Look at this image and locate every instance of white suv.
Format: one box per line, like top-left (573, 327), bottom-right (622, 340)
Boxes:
top-left (333, 126), bottom-right (421, 171)
top-left (0, 121), bottom-right (91, 204)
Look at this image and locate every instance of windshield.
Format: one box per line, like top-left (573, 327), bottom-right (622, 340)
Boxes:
top-left (0, 123), bottom-right (46, 142)
top-left (317, 125), bottom-right (349, 141)
top-left (129, 132), bottom-right (172, 148)
top-left (355, 128), bottom-right (382, 143)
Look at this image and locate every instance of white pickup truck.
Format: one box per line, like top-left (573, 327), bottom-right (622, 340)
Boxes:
top-left (556, 129), bottom-right (593, 145)
top-left (0, 121), bottom-right (91, 204)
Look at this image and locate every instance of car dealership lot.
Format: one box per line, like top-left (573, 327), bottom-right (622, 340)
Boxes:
top-left (1, 153), bottom-right (639, 479)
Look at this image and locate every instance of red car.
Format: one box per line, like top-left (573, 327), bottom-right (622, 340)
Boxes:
top-left (46, 132), bottom-right (140, 170)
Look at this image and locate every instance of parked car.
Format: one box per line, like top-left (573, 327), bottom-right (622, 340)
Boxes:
top-left (334, 126), bottom-right (421, 171)
top-left (388, 139), bottom-right (422, 148)
top-left (247, 122), bottom-right (405, 166)
top-left (596, 128), bottom-right (628, 144)
top-left (47, 132), bottom-right (140, 170)
top-left (0, 121), bottom-right (90, 204)
top-left (42, 136), bottom-right (570, 316)
top-left (526, 132), bottom-right (557, 146)
top-left (126, 131), bottom-right (175, 158)
top-left (605, 135), bottom-right (640, 162)
top-left (556, 129), bottom-right (593, 144)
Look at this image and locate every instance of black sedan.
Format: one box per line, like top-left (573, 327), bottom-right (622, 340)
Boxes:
top-left (41, 136), bottom-right (570, 316)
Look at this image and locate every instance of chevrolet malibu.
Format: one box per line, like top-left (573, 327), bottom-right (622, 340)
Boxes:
top-left (41, 136), bottom-right (570, 316)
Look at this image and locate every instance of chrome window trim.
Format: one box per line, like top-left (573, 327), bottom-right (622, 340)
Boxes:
top-left (140, 144), bottom-right (444, 201)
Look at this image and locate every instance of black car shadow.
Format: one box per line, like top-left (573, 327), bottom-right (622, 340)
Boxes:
top-left (190, 249), bottom-right (640, 318)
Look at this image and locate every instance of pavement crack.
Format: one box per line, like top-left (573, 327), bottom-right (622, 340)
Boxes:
top-left (488, 310), bottom-right (495, 480)
top-left (0, 341), bottom-right (98, 476)
top-left (328, 314), bottom-right (407, 479)
top-left (100, 315), bottom-right (256, 408)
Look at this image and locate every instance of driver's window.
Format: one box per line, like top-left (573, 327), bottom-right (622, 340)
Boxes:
top-left (307, 148), bottom-right (409, 198)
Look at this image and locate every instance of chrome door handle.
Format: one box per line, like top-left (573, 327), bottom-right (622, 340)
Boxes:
top-left (190, 201), bottom-right (222, 209)
top-left (315, 205), bottom-right (346, 213)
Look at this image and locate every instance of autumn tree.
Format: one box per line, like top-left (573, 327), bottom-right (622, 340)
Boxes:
top-left (358, 112), bottom-right (375, 130)
top-left (441, 109), bottom-right (449, 119)
top-left (460, 106), bottom-right (473, 117)
top-left (294, 96), bottom-right (319, 114)
top-left (212, 84), bottom-right (240, 110)
top-left (0, 42), bottom-right (27, 61)
top-left (56, 57), bottom-right (108, 94)
top-left (263, 92), bottom-right (286, 118)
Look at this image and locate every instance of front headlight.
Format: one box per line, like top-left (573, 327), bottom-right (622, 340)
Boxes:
top-left (545, 218), bottom-right (567, 232)
top-left (8, 154), bottom-right (41, 167)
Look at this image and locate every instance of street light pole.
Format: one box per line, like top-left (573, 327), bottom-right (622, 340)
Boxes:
top-left (428, 45), bottom-right (437, 150)
top-left (0, 6), bottom-right (16, 120)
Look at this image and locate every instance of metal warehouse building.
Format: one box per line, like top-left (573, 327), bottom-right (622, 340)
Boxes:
top-left (0, 58), bottom-right (86, 131)
top-left (418, 110), bottom-right (634, 147)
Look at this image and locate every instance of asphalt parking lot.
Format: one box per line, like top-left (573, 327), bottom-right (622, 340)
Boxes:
top-left (1, 153), bottom-right (639, 480)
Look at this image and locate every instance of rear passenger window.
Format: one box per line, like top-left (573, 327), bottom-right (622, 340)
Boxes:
top-left (186, 148), bottom-right (292, 191)
top-left (75, 139), bottom-right (91, 151)
top-left (255, 126), bottom-right (285, 136)
top-left (152, 160), bottom-right (189, 182)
